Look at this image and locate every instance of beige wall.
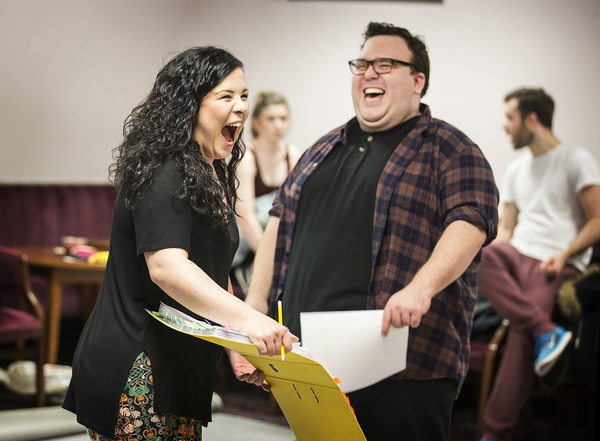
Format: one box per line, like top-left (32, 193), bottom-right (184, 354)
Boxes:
top-left (1, 0), bottom-right (599, 190)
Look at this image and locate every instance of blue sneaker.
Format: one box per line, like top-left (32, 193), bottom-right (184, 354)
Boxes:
top-left (534, 326), bottom-right (572, 377)
top-left (479, 438), bottom-right (495, 441)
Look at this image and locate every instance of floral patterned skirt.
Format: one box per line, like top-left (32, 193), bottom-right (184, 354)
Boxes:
top-left (87, 352), bottom-right (203, 441)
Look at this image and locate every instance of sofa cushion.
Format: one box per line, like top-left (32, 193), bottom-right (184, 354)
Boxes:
top-left (0, 306), bottom-right (41, 344)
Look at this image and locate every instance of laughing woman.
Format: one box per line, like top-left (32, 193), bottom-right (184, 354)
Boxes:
top-left (63, 47), bottom-right (295, 441)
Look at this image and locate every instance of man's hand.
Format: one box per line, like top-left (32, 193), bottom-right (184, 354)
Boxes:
top-left (381, 284), bottom-right (432, 336)
top-left (227, 349), bottom-right (270, 391)
top-left (540, 250), bottom-right (568, 278)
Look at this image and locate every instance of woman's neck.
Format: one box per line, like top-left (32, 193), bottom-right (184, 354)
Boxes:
top-left (253, 136), bottom-right (284, 154)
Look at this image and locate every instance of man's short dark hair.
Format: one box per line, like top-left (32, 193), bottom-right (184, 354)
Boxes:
top-left (504, 88), bottom-right (555, 129)
top-left (362, 22), bottom-right (430, 97)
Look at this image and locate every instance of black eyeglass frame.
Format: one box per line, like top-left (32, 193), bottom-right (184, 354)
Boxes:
top-left (348, 58), bottom-right (417, 75)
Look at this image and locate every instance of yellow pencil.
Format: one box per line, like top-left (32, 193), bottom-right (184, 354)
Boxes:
top-left (278, 300), bottom-right (285, 361)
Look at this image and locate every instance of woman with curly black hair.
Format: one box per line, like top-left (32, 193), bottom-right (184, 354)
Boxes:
top-left (63, 46), bottom-right (295, 441)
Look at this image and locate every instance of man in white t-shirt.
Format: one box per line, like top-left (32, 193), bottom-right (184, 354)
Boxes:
top-left (478, 88), bottom-right (600, 441)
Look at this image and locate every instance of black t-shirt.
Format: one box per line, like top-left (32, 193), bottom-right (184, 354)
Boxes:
top-left (283, 117), bottom-right (419, 339)
top-left (63, 159), bottom-right (238, 436)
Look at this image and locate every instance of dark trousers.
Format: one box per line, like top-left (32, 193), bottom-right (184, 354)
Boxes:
top-left (346, 378), bottom-right (456, 441)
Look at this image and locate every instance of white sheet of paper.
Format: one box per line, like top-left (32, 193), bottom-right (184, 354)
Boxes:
top-left (300, 309), bottom-right (408, 393)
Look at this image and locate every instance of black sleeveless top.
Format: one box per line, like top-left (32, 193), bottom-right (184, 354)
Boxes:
top-left (253, 144), bottom-right (291, 197)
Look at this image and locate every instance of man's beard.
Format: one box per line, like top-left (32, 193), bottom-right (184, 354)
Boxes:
top-left (513, 124), bottom-right (534, 150)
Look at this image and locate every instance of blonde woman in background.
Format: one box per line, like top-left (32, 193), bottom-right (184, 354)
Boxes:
top-left (233, 92), bottom-right (301, 288)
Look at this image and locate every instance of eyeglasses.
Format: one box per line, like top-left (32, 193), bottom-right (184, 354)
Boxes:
top-left (348, 58), bottom-right (417, 75)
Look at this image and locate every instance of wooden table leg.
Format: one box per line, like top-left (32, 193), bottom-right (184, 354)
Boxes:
top-left (46, 274), bottom-right (63, 365)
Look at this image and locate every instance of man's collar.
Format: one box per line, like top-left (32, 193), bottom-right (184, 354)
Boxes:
top-left (340, 103), bottom-right (431, 142)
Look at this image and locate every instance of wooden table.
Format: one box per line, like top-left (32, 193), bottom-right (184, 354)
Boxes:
top-left (14, 246), bottom-right (107, 364)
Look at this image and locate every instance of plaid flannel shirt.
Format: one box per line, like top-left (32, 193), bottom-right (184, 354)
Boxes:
top-left (269, 104), bottom-right (499, 392)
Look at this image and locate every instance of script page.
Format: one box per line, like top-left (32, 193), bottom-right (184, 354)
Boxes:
top-left (300, 309), bottom-right (408, 393)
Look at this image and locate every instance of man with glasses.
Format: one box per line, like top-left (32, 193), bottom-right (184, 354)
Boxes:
top-left (242, 22), bottom-right (498, 440)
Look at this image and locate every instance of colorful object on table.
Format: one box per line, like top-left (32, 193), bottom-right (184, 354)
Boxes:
top-left (68, 244), bottom-right (98, 260)
top-left (88, 251), bottom-right (109, 265)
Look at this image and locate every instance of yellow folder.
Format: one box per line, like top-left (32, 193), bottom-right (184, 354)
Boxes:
top-left (147, 308), bottom-right (366, 441)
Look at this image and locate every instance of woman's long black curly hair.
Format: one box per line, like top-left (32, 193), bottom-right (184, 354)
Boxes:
top-left (109, 46), bottom-right (246, 231)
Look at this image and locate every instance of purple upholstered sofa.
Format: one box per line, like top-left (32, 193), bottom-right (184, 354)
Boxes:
top-left (0, 184), bottom-right (117, 318)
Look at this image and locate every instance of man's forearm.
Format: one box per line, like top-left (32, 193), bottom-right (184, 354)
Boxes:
top-left (381, 220), bottom-right (488, 333)
top-left (245, 216), bottom-right (280, 315)
top-left (564, 218), bottom-right (600, 259)
top-left (494, 226), bottom-right (513, 243)
top-left (493, 202), bottom-right (517, 243)
top-left (410, 220), bottom-right (487, 298)
top-left (566, 185), bottom-right (600, 258)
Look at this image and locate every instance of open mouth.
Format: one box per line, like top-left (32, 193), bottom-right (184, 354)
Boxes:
top-left (364, 87), bottom-right (385, 100)
top-left (221, 122), bottom-right (241, 144)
